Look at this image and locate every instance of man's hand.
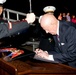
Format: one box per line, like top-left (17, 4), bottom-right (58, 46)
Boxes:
top-left (34, 48), bottom-right (49, 59)
top-left (25, 13), bottom-right (36, 23)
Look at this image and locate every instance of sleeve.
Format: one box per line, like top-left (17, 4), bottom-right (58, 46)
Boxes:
top-left (0, 20), bottom-right (30, 39)
top-left (53, 27), bottom-right (76, 63)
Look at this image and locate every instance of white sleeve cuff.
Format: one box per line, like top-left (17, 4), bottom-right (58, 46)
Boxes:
top-left (48, 55), bottom-right (54, 61)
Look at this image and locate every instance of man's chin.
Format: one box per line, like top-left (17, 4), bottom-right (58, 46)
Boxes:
top-left (52, 33), bottom-right (56, 35)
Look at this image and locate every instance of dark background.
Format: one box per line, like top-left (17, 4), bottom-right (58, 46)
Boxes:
top-left (4, 0), bottom-right (76, 17)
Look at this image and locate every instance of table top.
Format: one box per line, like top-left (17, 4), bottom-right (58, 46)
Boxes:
top-left (0, 48), bottom-right (76, 75)
top-left (0, 57), bottom-right (76, 75)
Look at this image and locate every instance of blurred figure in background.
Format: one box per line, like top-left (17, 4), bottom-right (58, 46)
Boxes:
top-left (58, 13), bottom-right (62, 20)
top-left (0, 4), bottom-right (3, 16)
top-left (62, 12), bottom-right (67, 21)
top-left (0, 0), bottom-right (7, 23)
top-left (0, 0), bottom-right (36, 47)
top-left (71, 15), bottom-right (76, 24)
top-left (66, 12), bottom-right (71, 22)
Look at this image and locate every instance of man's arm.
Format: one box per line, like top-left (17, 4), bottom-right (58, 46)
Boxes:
top-left (0, 13), bottom-right (35, 39)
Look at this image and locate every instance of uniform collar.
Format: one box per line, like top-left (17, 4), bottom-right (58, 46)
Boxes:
top-left (57, 21), bottom-right (59, 35)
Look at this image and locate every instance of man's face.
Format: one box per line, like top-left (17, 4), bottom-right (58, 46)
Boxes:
top-left (0, 6), bottom-right (3, 15)
top-left (41, 23), bottom-right (57, 35)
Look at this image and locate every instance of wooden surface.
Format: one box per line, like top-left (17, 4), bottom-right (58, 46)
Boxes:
top-left (0, 57), bottom-right (76, 75)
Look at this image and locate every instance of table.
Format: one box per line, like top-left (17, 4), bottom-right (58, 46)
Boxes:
top-left (0, 57), bottom-right (76, 75)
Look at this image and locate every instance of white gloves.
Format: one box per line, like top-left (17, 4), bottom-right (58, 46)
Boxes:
top-left (38, 15), bottom-right (43, 23)
top-left (25, 13), bottom-right (36, 24)
top-left (0, 0), bottom-right (6, 4)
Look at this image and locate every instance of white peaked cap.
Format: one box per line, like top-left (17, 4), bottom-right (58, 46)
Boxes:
top-left (0, 0), bottom-right (6, 4)
top-left (43, 6), bottom-right (56, 13)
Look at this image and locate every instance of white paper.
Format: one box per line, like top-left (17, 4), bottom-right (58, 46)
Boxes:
top-left (34, 54), bottom-right (58, 63)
